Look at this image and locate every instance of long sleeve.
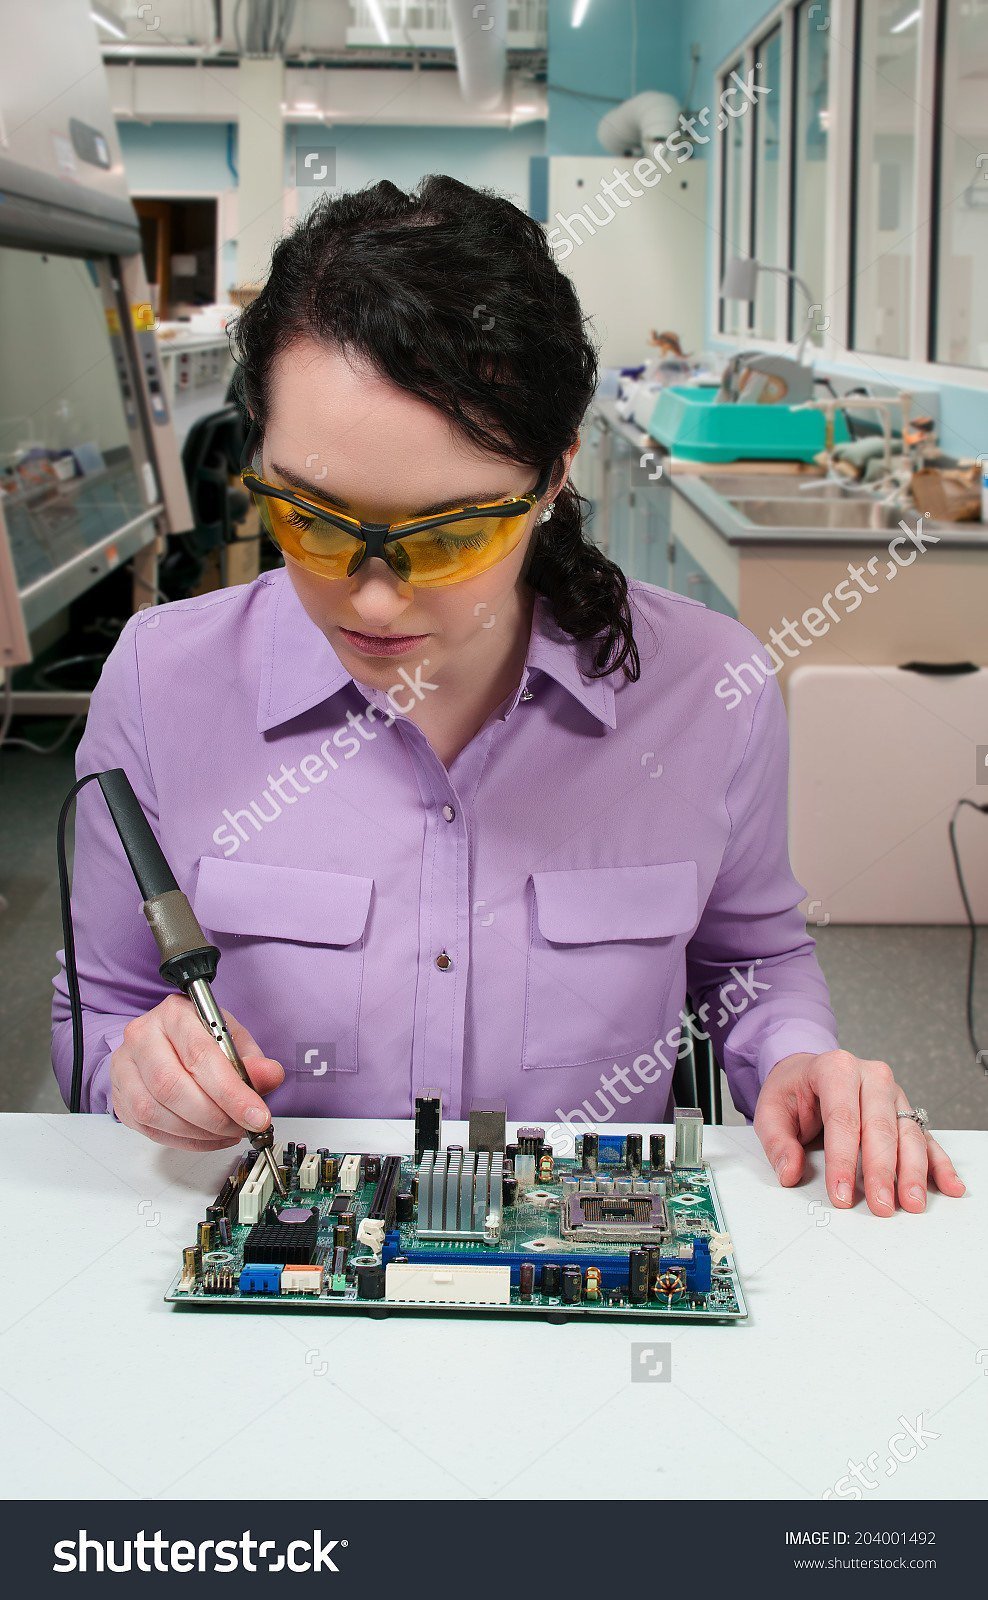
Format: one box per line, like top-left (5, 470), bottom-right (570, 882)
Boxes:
top-left (685, 668), bottom-right (839, 1120)
top-left (51, 612), bottom-right (168, 1112)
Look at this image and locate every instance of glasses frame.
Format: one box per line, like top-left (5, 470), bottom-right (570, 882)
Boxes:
top-left (239, 422), bottom-right (555, 582)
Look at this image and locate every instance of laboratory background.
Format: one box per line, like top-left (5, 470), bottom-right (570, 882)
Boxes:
top-left (1, 0), bottom-right (987, 1132)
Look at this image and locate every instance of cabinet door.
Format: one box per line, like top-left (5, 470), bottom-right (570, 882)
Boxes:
top-left (671, 538), bottom-right (737, 618)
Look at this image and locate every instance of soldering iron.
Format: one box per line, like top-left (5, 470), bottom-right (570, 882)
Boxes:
top-left (58, 767), bottom-right (287, 1196)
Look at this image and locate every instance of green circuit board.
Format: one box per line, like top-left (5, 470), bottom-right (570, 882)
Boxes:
top-left (165, 1118), bottom-right (747, 1322)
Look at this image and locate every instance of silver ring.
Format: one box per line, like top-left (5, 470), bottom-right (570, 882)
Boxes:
top-left (896, 1107), bottom-right (930, 1133)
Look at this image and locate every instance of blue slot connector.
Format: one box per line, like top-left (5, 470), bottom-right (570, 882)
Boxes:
top-left (238, 1263), bottom-right (282, 1295)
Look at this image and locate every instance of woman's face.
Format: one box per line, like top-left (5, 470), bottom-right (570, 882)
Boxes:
top-left (261, 337), bottom-right (578, 687)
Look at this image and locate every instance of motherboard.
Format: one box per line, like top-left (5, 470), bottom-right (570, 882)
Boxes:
top-left (165, 1103), bottom-right (747, 1321)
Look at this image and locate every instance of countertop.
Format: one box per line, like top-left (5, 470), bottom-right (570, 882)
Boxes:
top-left (0, 1115), bottom-right (983, 1501)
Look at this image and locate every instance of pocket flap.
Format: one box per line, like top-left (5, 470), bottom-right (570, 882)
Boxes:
top-left (193, 856), bottom-right (373, 946)
top-left (531, 861), bottom-right (697, 944)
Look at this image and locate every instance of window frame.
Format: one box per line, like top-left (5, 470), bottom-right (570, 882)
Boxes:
top-left (711, 0), bottom-right (988, 390)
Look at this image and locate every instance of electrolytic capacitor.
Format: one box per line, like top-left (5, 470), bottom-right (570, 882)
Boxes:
top-left (334, 1224), bottom-right (352, 1250)
top-left (355, 1262), bottom-right (386, 1300)
top-left (197, 1220), bottom-right (216, 1254)
top-left (643, 1245), bottom-right (660, 1298)
top-left (541, 1262), bottom-right (562, 1297)
top-left (321, 1156), bottom-right (338, 1186)
top-left (626, 1133), bottom-right (643, 1174)
top-left (581, 1132), bottom-right (598, 1173)
top-left (628, 1248), bottom-right (649, 1305)
top-left (340, 1212), bottom-right (356, 1235)
top-left (519, 1262), bottom-right (535, 1301)
top-left (295, 1143), bottom-right (307, 1164)
top-left (562, 1264), bottom-right (583, 1303)
top-left (502, 1173), bottom-right (518, 1207)
top-left (396, 1190), bottom-right (414, 1222)
top-left (649, 1133), bottom-right (666, 1170)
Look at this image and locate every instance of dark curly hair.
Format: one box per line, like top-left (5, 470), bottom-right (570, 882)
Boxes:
top-left (231, 173), bottom-right (639, 681)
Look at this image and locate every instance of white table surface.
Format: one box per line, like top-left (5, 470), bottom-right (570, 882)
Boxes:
top-left (0, 1114), bottom-right (984, 1502)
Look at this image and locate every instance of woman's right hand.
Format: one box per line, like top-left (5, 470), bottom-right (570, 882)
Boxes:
top-left (108, 993), bottom-right (285, 1150)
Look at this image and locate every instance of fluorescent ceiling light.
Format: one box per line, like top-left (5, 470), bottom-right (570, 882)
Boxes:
top-left (366, 0), bottom-right (391, 44)
top-left (890, 7), bottom-right (920, 32)
top-left (572, 0), bottom-right (593, 26)
top-left (90, 3), bottom-right (127, 38)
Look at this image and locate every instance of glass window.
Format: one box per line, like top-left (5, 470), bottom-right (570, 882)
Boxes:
top-left (790, 0), bottom-right (831, 345)
top-left (751, 25), bottom-right (783, 338)
top-left (934, 0), bottom-right (988, 367)
top-left (0, 248), bottom-right (142, 602)
top-left (852, 0), bottom-right (921, 356)
top-left (719, 59), bottom-right (747, 335)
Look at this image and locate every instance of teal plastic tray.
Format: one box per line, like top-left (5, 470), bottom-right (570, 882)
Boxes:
top-left (648, 384), bottom-right (850, 463)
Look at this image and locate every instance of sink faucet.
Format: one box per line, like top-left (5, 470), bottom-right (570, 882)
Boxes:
top-left (793, 392), bottom-right (915, 502)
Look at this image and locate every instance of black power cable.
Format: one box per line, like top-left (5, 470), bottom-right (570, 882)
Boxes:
top-left (948, 797), bottom-right (988, 1072)
top-left (56, 773), bottom-right (100, 1113)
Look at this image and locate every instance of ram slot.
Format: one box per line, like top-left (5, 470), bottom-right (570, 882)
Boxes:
top-left (368, 1155), bottom-right (402, 1229)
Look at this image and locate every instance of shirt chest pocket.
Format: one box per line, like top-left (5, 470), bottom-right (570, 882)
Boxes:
top-left (522, 861), bottom-right (698, 1071)
top-left (191, 856), bottom-right (373, 1075)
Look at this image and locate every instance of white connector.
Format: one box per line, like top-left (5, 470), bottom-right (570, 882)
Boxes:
top-left (237, 1143), bottom-right (284, 1225)
top-left (384, 1262), bottom-right (511, 1305)
top-left (338, 1154), bottom-right (361, 1193)
top-left (280, 1266), bottom-right (323, 1294)
top-left (298, 1153), bottom-right (321, 1191)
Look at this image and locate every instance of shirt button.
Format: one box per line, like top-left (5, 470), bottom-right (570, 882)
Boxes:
top-left (435, 950), bottom-right (453, 971)
top-left (442, 804), bottom-right (456, 822)
top-left (520, 688), bottom-right (534, 702)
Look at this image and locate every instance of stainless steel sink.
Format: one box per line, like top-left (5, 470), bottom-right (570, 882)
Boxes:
top-left (727, 496), bottom-right (899, 530)
top-left (697, 471), bottom-right (830, 498)
top-left (698, 472), bottom-right (888, 502)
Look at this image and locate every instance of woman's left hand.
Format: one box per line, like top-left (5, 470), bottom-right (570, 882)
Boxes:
top-left (754, 1050), bottom-right (966, 1215)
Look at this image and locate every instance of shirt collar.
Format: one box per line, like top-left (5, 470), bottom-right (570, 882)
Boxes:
top-left (257, 569), bottom-right (618, 733)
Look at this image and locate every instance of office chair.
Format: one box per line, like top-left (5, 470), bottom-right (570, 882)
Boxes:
top-left (161, 407), bottom-right (255, 597)
top-left (672, 993), bottom-right (725, 1125)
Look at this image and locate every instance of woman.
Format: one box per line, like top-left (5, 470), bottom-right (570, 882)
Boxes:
top-left (52, 175), bottom-right (962, 1218)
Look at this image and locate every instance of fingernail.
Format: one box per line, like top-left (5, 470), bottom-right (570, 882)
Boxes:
top-left (245, 1106), bottom-right (267, 1130)
top-left (909, 1185), bottom-right (926, 1208)
top-left (836, 1180), bottom-right (851, 1205)
top-left (775, 1156), bottom-right (788, 1180)
top-left (877, 1185), bottom-right (894, 1210)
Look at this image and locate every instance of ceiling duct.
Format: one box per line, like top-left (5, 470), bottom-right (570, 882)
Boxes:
top-left (597, 90), bottom-right (681, 158)
top-left (448, 0), bottom-right (508, 111)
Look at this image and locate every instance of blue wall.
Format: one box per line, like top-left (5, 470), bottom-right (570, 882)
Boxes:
top-left (118, 119), bottom-right (544, 292)
top-left (546, 0), bottom-right (683, 154)
top-left (289, 121), bottom-right (544, 211)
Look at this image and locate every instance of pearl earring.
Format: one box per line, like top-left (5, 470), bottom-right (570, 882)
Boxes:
top-left (538, 502), bottom-right (554, 524)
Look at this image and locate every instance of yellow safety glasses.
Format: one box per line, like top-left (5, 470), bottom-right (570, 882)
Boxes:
top-left (240, 426), bottom-right (554, 588)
